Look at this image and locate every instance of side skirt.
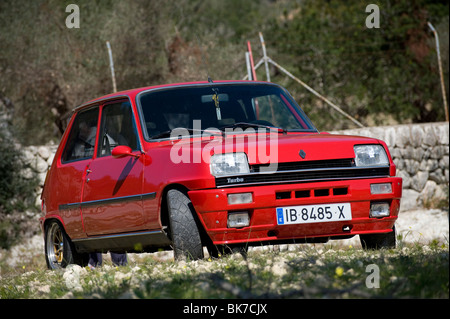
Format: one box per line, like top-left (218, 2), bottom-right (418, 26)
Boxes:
top-left (72, 230), bottom-right (172, 253)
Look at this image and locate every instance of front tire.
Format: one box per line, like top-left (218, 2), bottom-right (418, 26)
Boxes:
top-left (44, 221), bottom-right (88, 269)
top-left (360, 226), bottom-right (396, 250)
top-left (166, 189), bottom-right (204, 260)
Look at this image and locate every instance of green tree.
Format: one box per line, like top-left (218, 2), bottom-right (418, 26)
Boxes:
top-left (0, 130), bottom-right (39, 248)
top-left (0, 0), bottom-right (448, 142)
top-left (266, 0), bottom-right (449, 130)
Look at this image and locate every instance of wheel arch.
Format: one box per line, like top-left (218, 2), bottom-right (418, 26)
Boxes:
top-left (159, 183), bottom-right (211, 245)
top-left (159, 184), bottom-right (189, 231)
top-left (42, 215), bottom-right (67, 234)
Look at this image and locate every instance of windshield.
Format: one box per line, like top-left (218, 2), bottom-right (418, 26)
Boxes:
top-left (138, 83), bottom-right (317, 140)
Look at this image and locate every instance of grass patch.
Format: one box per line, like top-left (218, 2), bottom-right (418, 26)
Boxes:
top-left (1, 240), bottom-right (448, 299)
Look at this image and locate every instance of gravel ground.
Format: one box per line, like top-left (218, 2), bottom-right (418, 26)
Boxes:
top-left (395, 208), bottom-right (449, 243)
top-left (1, 208), bottom-right (448, 269)
top-left (338, 208), bottom-right (449, 247)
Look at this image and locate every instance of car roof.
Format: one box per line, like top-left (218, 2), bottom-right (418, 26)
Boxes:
top-left (73, 80), bottom-right (273, 112)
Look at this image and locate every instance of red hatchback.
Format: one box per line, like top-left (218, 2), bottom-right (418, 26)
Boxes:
top-left (40, 81), bottom-right (402, 268)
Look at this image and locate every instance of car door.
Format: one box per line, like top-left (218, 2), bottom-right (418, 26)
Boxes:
top-left (55, 106), bottom-right (99, 239)
top-left (81, 99), bottom-right (146, 236)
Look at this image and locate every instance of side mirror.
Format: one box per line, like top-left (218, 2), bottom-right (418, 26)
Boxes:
top-left (112, 145), bottom-right (138, 158)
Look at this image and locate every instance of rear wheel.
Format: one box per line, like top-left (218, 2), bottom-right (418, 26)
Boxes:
top-left (166, 189), bottom-right (204, 260)
top-left (44, 221), bottom-right (88, 269)
top-left (360, 226), bottom-right (396, 250)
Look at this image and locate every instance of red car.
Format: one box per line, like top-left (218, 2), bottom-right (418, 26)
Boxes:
top-left (40, 81), bottom-right (402, 269)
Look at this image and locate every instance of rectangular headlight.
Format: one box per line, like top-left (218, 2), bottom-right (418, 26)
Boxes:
top-left (210, 153), bottom-right (250, 176)
top-left (354, 145), bottom-right (389, 167)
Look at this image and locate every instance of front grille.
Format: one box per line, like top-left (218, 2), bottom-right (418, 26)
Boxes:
top-left (215, 159), bottom-right (390, 187)
top-left (276, 187), bottom-right (348, 200)
top-left (252, 158), bottom-right (354, 172)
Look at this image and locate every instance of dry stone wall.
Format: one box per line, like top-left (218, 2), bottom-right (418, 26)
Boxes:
top-left (22, 143), bottom-right (58, 208)
top-left (25, 123), bottom-right (449, 212)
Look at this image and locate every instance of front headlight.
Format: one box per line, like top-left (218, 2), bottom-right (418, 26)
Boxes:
top-left (354, 145), bottom-right (389, 167)
top-left (210, 153), bottom-right (250, 176)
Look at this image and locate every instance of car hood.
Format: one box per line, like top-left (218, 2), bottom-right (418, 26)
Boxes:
top-left (155, 132), bottom-right (382, 165)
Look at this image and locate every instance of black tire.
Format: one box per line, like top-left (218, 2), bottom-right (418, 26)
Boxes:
top-left (166, 189), bottom-right (204, 260)
top-left (360, 226), bottom-right (396, 250)
top-left (44, 221), bottom-right (88, 269)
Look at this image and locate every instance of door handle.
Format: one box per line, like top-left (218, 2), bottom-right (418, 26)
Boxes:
top-left (86, 168), bottom-right (92, 183)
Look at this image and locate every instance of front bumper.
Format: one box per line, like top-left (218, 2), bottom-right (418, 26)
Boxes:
top-left (188, 177), bottom-right (402, 245)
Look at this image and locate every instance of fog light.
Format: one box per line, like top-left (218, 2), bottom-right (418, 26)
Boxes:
top-left (370, 183), bottom-right (392, 194)
top-left (227, 211), bottom-right (250, 228)
top-left (227, 192), bottom-right (253, 205)
top-left (370, 202), bottom-right (390, 218)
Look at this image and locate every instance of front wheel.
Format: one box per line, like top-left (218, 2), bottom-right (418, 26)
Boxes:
top-left (44, 221), bottom-right (88, 269)
top-left (360, 226), bottom-right (396, 250)
top-left (166, 189), bottom-right (204, 260)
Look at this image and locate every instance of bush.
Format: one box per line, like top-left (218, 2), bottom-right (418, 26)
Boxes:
top-left (0, 130), bottom-right (39, 249)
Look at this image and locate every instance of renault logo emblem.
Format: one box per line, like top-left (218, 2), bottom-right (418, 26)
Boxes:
top-left (299, 150), bottom-right (306, 159)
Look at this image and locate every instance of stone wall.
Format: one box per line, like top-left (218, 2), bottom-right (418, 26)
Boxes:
top-left (22, 143), bottom-right (58, 208)
top-left (24, 123), bottom-right (449, 211)
top-left (331, 122), bottom-right (449, 211)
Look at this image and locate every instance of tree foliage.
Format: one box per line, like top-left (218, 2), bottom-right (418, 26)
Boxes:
top-left (266, 0), bottom-right (449, 129)
top-left (0, 130), bottom-right (39, 248)
top-left (0, 0), bottom-right (448, 143)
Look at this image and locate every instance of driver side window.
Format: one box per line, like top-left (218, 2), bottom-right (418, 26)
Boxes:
top-left (98, 101), bottom-right (139, 157)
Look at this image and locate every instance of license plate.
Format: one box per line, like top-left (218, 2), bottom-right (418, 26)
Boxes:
top-left (276, 203), bottom-right (351, 225)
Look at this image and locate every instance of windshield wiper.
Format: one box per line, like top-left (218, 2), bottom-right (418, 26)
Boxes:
top-left (150, 128), bottom-right (222, 140)
top-left (220, 122), bottom-right (287, 134)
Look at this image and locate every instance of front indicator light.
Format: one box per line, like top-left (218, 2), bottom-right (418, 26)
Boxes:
top-left (227, 211), bottom-right (250, 228)
top-left (370, 202), bottom-right (390, 218)
top-left (370, 183), bottom-right (392, 194)
top-left (228, 193), bottom-right (253, 205)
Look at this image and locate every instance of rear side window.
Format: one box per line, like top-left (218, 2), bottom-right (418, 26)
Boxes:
top-left (61, 107), bottom-right (99, 163)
